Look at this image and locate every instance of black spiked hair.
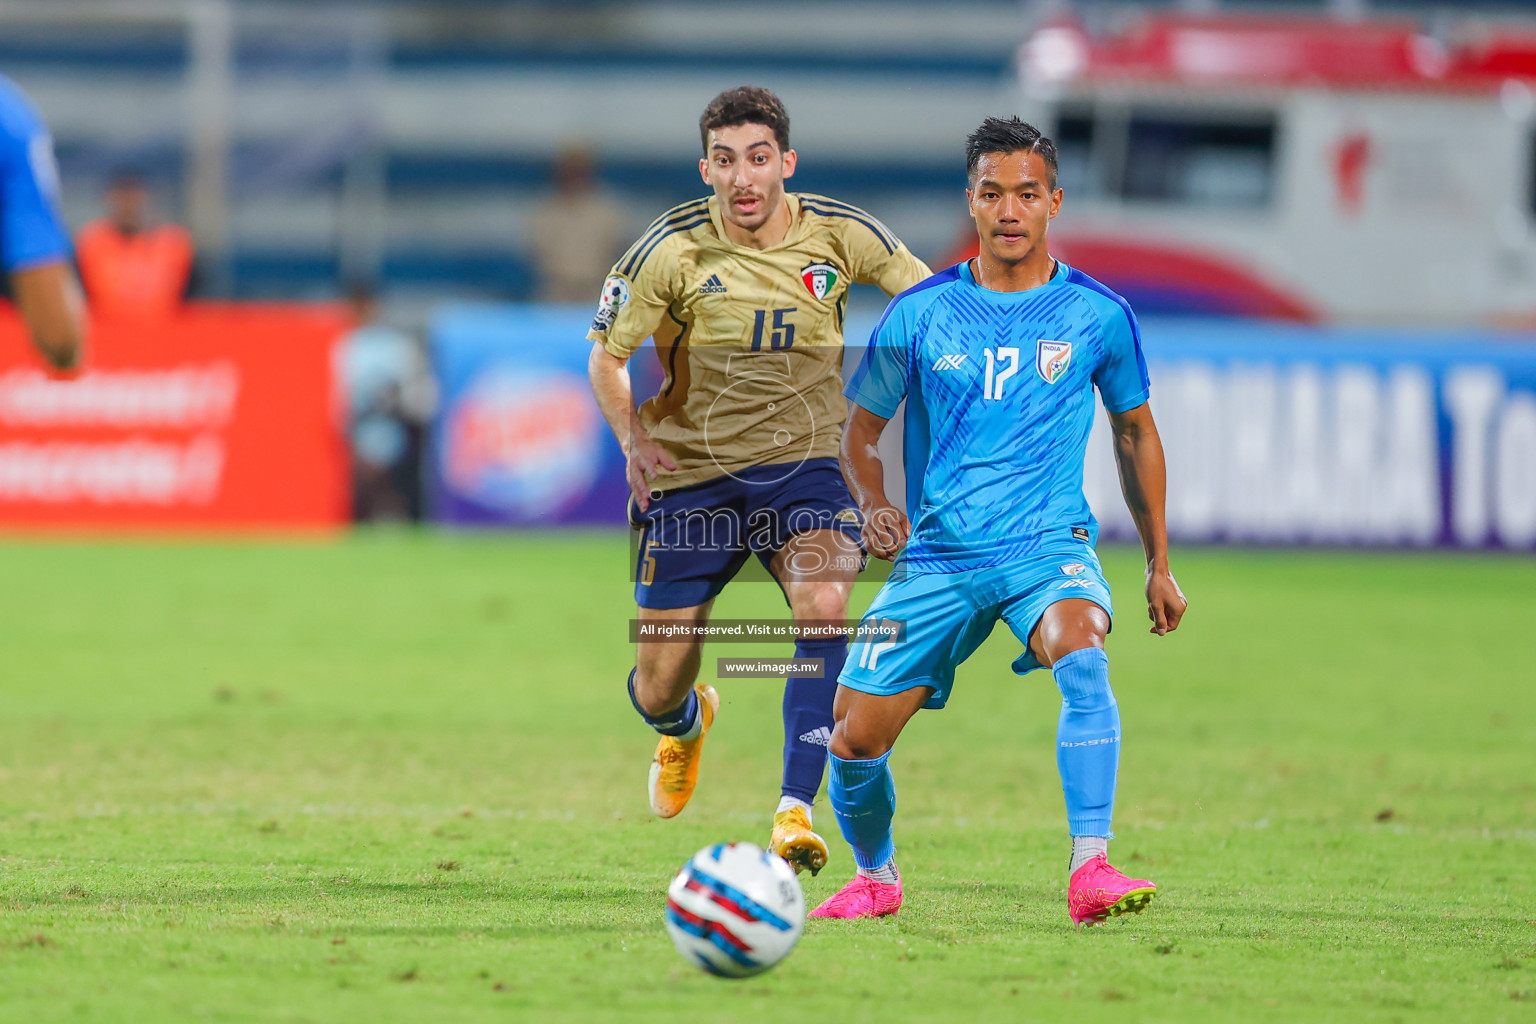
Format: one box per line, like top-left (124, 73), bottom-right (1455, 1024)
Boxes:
top-left (965, 116), bottom-right (1058, 188)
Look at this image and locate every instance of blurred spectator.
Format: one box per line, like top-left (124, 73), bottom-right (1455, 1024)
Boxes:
top-left (75, 169), bottom-right (194, 318)
top-left (336, 283), bottom-right (436, 522)
top-left (529, 147), bottom-right (628, 303)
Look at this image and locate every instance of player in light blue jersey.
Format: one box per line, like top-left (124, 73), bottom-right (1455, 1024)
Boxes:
top-left (0, 73), bottom-right (85, 369)
top-left (811, 118), bottom-right (1187, 925)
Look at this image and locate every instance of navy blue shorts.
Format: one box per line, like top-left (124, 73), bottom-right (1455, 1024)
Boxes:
top-left (630, 458), bottom-right (862, 610)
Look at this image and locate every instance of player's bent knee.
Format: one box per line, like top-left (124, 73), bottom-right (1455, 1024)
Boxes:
top-left (829, 720), bottom-right (894, 762)
top-left (1045, 632), bottom-right (1105, 669)
top-left (1034, 600), bottom-right (1110, 668)
top-left (790, 584), bottom-right (853, 625)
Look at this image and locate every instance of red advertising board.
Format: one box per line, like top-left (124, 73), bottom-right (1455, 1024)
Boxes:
top-left (0, 305), bottom-right (349, 530)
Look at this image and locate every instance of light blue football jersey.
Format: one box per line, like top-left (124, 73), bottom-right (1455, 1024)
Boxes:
top-left (0, 73), bottom-right (70, 274)
top-left (845, 258), bottom-right (1149, 572)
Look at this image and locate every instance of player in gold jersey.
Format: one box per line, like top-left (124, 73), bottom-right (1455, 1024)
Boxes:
top-left (587, 87), bottom-right (930, 873)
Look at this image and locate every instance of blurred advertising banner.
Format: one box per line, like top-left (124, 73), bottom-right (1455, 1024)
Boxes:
top-left (1086, 321), bottom-right (1536, 550)
top-left (427, 306), bottom-right (1536, 548)
top-left (429, 306), bottom-right (651, 526)
top-left (0, 306), bottom-right (348, 530)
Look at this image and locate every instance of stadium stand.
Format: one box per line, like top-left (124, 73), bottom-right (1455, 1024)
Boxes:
top-left (0, 1), bottom-right (1025, 301)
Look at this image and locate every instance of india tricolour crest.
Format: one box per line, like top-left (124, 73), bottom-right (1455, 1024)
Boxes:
top-left (800, 262), bottom-right (839, 300)
top-left (1036, 339), bottom-right (1072, 384)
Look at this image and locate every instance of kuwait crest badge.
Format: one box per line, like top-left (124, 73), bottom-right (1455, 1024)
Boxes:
top-left (1036, 339), bottom-right (1072, 384)
top-left (800, 262), bottom-right (839, 300)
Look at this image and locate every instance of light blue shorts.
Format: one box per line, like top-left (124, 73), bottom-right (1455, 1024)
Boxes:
top-left (840, 546), bottom-right (1114, 710)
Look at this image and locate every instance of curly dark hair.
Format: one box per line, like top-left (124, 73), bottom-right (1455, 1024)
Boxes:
top-left (699, 86), bottom-right (790, 155)
top-left (965, 116), bottom-right (1058, 189)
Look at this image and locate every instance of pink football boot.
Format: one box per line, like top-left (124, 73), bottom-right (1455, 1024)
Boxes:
top-left (809, 873), bottom-right (903, 919)
top-left (1068, 854), bottom-right (1157, 925)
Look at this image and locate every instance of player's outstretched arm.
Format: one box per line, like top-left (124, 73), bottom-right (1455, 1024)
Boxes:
top-left (587, 341), bottom-right (676, 512)
top-left (1107, 402), bottom-right (1188, 636)
top-left (840, 404), bottom-right (909, 561)
top-left (11, 261), bottom-right (85, 371)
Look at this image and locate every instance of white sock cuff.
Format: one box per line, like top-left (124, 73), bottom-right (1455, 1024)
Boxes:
top-left (673, 699), bottom-right (704, 741)
top-left (1070, 835), bottom-right (1109, 875)
top-left (776, 795), bottom-right (813, 817)
top-left (857, 858), bottom-right (900, 885)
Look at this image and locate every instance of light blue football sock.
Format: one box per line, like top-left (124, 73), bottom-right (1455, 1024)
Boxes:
top-left (1053, 647), bottom-right (1120, 838)
top-left (828, 751), bottom-right (897, 870)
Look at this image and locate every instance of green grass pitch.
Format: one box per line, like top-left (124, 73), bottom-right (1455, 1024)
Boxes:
top-left (1, 534), bottom-right (1534, 1022)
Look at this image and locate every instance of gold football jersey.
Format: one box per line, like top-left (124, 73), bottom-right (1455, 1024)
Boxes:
top-left (588, 192), bottom-right (931, 490)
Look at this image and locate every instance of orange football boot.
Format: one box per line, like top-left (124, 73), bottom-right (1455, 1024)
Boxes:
top-left (769, 804), bottom-right (829, 875)
top-left (647, 684), bottom-right (720, 818)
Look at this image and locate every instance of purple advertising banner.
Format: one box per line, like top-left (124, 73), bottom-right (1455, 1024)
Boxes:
top-left (430, 305), bottom-right (1536, 549)
top-left (428, 305), bottom-right (656, 526)
top-left (1084, 321), bottom-right (1536, 550)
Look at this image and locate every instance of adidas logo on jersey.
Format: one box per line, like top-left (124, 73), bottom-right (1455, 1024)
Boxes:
top-left (797, 726), bottom-right (832, 748)
top-left (932, 354), bottom-right (968, 371)
top-left (699, 274), bottom-right (728, 294)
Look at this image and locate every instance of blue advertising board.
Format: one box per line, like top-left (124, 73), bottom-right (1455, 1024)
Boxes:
top-left (428, 305), bottom-right (653, 526)
top-left (1083, 320), bottom-right (1536, 550)
top-left (431, 303), bottom-right (1536, 550)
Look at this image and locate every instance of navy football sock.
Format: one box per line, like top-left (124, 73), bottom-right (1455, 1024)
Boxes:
top-left (1052, 647), bottom-right (1120, 837)
top-left (780, 638), bottom-right (845, 804)
top-left (828, 751), bottom-right (897, 870)
top-left (626, 668), bottom-right (699, 737)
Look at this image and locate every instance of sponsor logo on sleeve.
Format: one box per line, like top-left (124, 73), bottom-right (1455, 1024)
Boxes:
top-left (1036, 339), bottom-right (1072, 384)
top-left (1058, 577), bottom-right (1095, 589)
top-left (591, 275), bottom-right (631, 332)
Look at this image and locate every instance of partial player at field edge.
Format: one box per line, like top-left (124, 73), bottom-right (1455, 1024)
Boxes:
top-left (0, 73), bottom-right (86, 370)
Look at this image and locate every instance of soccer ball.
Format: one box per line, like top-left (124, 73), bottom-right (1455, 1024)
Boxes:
top-left (664, 842), bottom-right (805, 978)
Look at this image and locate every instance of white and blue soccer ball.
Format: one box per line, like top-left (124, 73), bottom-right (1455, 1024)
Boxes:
top-left (664, 842), bottom-right (805, 978)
